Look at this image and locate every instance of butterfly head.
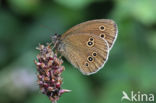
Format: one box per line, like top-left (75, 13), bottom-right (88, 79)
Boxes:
top-left (51, 33), bottom-right (61, 44)
top-left (51, 33), bottom-right (64, 52)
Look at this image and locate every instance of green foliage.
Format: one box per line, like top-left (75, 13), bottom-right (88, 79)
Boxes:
top-left (8, 0), bottom-right (40, 14)
top-left (54, 0), bottom-right (93, 9)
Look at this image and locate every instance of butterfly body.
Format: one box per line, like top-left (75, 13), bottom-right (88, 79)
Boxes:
top-left (52, 19), bottom-right (118, 75)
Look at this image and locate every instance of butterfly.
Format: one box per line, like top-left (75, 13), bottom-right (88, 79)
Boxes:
top-left (52, 19), bottom-right (118, 75)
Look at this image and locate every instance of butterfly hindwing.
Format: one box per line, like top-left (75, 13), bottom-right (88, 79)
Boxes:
top-left (59, 33), bottom-right (109, 75)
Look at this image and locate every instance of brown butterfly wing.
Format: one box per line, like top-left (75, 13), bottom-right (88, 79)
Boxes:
top-left (59, 33), bottom-right (109, 75)
top-left (61, 19), bottom-right (118, 50)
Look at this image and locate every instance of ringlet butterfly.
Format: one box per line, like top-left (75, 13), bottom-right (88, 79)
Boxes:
top-left (52, 19), bottom-right (118, 75)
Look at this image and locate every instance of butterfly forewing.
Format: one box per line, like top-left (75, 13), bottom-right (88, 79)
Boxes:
top-left (61, 19), bottom-right (117, 50)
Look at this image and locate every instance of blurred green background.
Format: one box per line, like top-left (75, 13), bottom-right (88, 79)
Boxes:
top-left (0, 0), bottom-right (156, 103)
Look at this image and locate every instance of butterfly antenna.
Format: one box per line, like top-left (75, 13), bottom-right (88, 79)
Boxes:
top-left (40, 24), bottom-right (52, 33)
top-left (39, 24), bottom-right (57, 49)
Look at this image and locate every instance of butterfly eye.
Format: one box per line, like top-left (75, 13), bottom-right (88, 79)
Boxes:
top-left (92, 52), bottom-right (97, 56)
top-left (87, 41), bottom-right (94, 47)
top-left (85, 62), bottom-right (89, 67)
top-left (88, 56), bottom-right (93, 62)
top-left (89, 37), bottom-right (94, 41)
top-left (88, 41), bottom-right (93, 45)
top-left (99, 25), bottom-right (105, 31)
top-left (100, 33), bottom-right (105, 38)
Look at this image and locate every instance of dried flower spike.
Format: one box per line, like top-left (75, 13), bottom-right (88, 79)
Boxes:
top-left (35, 43), bottom-right (71, 103)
